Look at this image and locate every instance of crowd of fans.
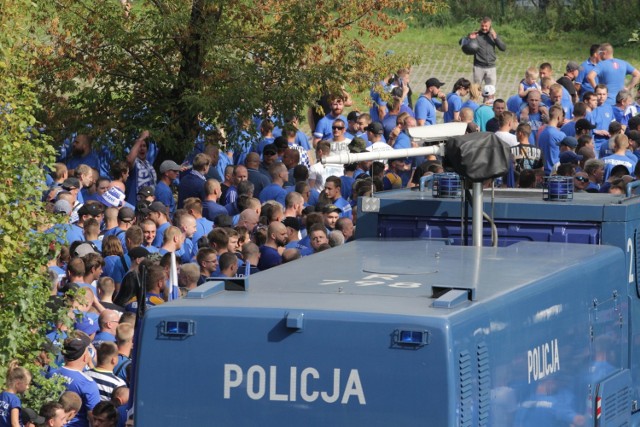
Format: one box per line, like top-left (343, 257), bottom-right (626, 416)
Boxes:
top-left (1, 38), bottom-right (639, 427)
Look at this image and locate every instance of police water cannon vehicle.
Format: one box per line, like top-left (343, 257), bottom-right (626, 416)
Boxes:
top-left (133, 126), bottom-right (640, 426)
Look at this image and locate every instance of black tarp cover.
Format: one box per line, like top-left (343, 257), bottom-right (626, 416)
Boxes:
top-left (444, 132), bottom-right (511, 182)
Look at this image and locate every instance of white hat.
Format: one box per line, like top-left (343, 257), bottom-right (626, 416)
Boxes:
top-left (482, 85), bottom-right (496, 97)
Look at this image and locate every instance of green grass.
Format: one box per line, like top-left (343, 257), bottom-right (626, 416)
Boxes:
top-left (344, 24), bottom-right (640, 114)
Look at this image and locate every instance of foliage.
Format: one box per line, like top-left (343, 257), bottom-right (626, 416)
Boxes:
top-left (0, 0), bottom-right (66, 409)
top-left (407, 0), bottom-right (640, 45)
top-left (31, 0), bottom-right (445, 157)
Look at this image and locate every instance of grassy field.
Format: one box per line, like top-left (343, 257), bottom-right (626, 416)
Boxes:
top-left (347, 23), bottom-right (640, 112)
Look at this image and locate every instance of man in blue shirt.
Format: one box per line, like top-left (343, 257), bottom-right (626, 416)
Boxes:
top-left (324, 176), bottom-right (352, 220)
top-left (414, 78), bottom-right (448, 126)
top-left (65, 134), bottom-right (101, 175)
top-left (537, 105), bottom-right (566, 175)
top-left (259, 162), bottom-right (288, 207)
top-left (47, 332), bottom-right (101, 427)
top-left (313, 96), bottom-right (347, 145)
top-left (576, 44), bottom-right (600, 100)
top-left (444, 78), bottom-right (471, 123)
top-left (587, 43), bottom-right (640, 106)
top-left (177, 153), bottom-right (210, 209)
top-left (258, 222), bottom-right (287, 271)
top-left (154, 160), bottom-right (181, 216)
top-left (591, 84), bottom-right (615, 155)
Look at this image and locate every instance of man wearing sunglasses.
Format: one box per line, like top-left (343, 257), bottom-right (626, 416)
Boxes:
top-left (313, 96), bottom-right (348, 146)
top-left (329, 119), bottom-right (351, 156)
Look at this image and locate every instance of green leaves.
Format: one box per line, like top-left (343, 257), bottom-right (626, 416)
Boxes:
top-left (28, 0), bottom-right (444, 157)
top-left (0, 1), bottom-right (66, 408)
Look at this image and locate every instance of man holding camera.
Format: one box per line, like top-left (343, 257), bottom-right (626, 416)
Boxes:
top-left (468, 17), bottom-right (507, 86)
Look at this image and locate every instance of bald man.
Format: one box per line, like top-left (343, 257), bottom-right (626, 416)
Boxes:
top-left (258, 222), bottom-right (287, 271)
top-left (245, 152), bottom-right (271, 195)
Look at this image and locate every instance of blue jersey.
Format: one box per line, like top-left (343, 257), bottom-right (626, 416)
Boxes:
top-left (443, 92), bottom-right (463, 123)
top-left (333, 197), bottom-right (352, 220)
top-left (154, 181), bottom-right (175, 216)
top-left (592, 104), bottom-right (614, 152)
top-left (474, 105), bottom-right (495, 132)
top-left (0, 391), bottom-right (21, 427)
top-left (603, 153), bottom-right (637, 180)
top-left (66, 152), bottom-right (101, 172)
top-left (538, 126), bottom-right (566, 175)
top-left (461, 100), bottom-right (479, 112)
top-left (258, 184), bottom-right (287, 206)
top-left (258, 245), bottom-right (282, 271)
top-left (314, 114), bottom-right (347, 141)
top-left (47, 367), bottom-right (101, 427)
top-left (577, 58), bottom-right (598, 99)
top-left (594, 58), bottom-right (636, 105)
top-left (559, 121), bottom-right (577, 137)
top-left (414, 95), bottom-right (440, 125)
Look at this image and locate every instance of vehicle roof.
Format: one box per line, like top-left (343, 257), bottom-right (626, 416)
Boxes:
top-left (157, 239), bottom-right (621, 318)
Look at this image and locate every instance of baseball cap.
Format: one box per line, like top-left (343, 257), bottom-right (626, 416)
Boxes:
top-left (558, 136), bottom-right (578, 148)
top-left (482, 85), bottom-right (496, 97)
top-left (348, 137), bottom-right (367, 153)
top-left (62, 332), bottom-right (92, 360)
top-left (136, 200), bottom-right (151, 215)
top-left (214, 214), bottom-right (233, 228)
top-left (425, 78), bottom-right (445, 88)
top-left (78, 203), bottom-right (104, 217)
top-left (117, 207), bottom-right (136, 222)
top-left (148, 201), bottom-right (167, 214)
top-left (322, 204), bottom-right (343, 214)
top-left (575, 118), bottom-right (596, 133)
top-left (263, 144), bottom-right (277, 156)
top-left (566, 61), bottom-right (580, 72)
top-left (391, 86), bottom-right (404, 98)
top-left (128, 246), bottom-right (150, 259)
top-left (53, 199), bottom-right (72, 215)
top-left (21, 408), bottom-right (45, 425)
top-left (559, 151), bottom-right (583, 164)
top-left (282, 217), bottom-right (301, 231)
top-left (365, 122), bottom-right (384, 135)
top-left (61, 177), bottom-right (80, 190)
top-left (137, 185), bottom-right (155, 198)
top-left (72, 242), bottom-right (99, 257)
top-left (347, 111), bottom-right (360, 122)
top-left (159, 160), bottom-right (181, 174)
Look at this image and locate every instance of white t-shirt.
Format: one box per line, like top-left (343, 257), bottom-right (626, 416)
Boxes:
top-left (495, 131), bottom-right (519, 147)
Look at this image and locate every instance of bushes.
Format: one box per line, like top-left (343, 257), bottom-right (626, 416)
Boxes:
top-left (405, 0), bottom-right (640, 44)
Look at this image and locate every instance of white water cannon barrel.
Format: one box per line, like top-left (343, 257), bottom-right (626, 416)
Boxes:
top-left (322, 122), bottom-right (467, 165)
top-left (322, 145), bottom-right (443, 165)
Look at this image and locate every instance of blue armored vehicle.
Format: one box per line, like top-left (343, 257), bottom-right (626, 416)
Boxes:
top-left (134, 127), bottom-right (640, 426)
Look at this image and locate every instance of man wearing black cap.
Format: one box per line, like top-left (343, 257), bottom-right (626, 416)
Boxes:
top-left (147, 201), bottom-right (170, 247)
top-left (102, 207), bottom-right (136, 252)
top-left (77, 202), bottom-right (105, 227)
top-left (365, 122), bottom-right (393, 156)
top-left (345, 111), bottom-right (361, 140)
top-left (575, 118), bottom-right (596, 138)
top-left (136, 186), bottom-right (155, 203)
top-left (558, 61), bottom-right (580, 104)
top-left (414, 78), bottom-right (448, 126)
top-left (46, 332), bottom-right (101, 427)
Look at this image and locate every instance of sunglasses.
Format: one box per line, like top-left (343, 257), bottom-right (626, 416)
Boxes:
top-left (574, 176), bottom-right (589, 183)
top-left (332, 126), bottom-right (345, 130)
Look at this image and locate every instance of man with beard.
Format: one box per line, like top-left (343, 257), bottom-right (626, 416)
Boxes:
top-left (313, 96), bottom-right (348, 145)
top-left (257, 221), bottom-right (287, 271)
top-left (66, 134), bottom-right (100, 175)
top-left (467, 16), bottom-right (506, 86)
